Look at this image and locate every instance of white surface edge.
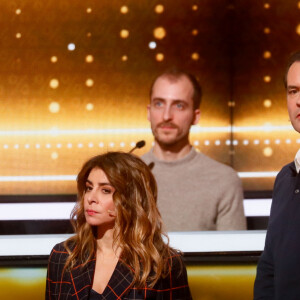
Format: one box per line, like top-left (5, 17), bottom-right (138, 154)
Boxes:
top-left (0, 231), bottom-right (266, 256)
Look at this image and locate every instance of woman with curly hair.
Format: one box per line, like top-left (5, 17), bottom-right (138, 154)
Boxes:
top-left (46, 151), bottom-right (193, 300)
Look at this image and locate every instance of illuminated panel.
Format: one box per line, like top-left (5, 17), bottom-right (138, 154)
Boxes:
top-left (0, 231), bottom-right (266, 256)
top-left (0, 199), bottom-right (272, 220)
top-left (1, 0), bottom-right (300, 198)
top-left (0, 0), bottom-right (234, 195)
top-left (232, 1), bottom-right (300, 190)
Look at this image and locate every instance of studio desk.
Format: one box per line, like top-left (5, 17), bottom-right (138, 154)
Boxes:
top-left (0, 231), bottom-right (265, 300)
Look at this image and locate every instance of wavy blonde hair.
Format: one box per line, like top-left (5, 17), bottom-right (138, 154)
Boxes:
top-left (64, 151), bottom-right (178, 288)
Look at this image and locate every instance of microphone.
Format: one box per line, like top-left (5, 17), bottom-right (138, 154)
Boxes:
top-left (129, 140), bottom-right (146, 153)
top-left (148, 162), bottom-right (155, 170)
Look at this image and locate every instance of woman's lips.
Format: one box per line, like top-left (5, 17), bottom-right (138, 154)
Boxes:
top-left (86, 209), bottom-right (97, 215)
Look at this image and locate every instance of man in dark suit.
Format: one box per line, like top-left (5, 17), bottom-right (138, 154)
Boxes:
top-left (254, 50), bottom-right (300, 299)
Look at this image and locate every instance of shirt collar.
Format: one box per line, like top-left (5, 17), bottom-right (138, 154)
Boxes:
top-left (294, 149), bottom-right (300, 173)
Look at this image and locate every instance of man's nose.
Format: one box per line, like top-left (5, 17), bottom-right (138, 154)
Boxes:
top-left (163, 105), bottom-right (173, 121)
top-left (296, 95), bottom-right (300, 106)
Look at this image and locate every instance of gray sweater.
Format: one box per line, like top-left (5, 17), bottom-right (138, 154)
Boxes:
top-left (142, 147), bottom-right (246, 231)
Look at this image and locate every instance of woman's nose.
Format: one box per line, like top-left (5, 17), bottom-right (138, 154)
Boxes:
top-left (87, 190), bottom-right (97, 204)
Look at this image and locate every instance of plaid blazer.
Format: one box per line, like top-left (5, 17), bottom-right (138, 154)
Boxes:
top-left (46, 242), bottom-right (193, 300)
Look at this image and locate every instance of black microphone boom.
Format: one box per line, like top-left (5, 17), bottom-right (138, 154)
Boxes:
top-left (129, 140), bottom-right (146, 153)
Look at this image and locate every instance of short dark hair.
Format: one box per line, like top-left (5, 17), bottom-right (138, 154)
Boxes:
top-left (149, 68), bottom-right (202, 110)
top-left (284, 50), bottom-right (300, 88)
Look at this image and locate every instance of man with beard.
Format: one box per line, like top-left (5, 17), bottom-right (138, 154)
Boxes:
top-left (142, 69), bottom-right (246, 231)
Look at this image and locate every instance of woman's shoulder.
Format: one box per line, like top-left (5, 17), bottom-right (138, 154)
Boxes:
top-left (165, 250), bottom-right (184, 271)
top-left (49, 240), bottom-right (74, 262)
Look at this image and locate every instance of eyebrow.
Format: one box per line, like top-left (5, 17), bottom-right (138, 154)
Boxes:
top-left (152, 97), bottom-right (188, 103)
top-left (85, 179), bottom-right (113, 187)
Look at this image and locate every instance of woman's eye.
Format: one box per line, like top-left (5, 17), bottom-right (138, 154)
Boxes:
top-left (102, 188), bottom-right (111, 194)
top-left (85, 186), bottom-right (92, 192)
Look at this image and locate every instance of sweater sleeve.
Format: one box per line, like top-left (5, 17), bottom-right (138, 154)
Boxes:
top-left (216, 171), bottom-right (247, 230)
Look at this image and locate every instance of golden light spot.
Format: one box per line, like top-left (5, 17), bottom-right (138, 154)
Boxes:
top-left (156, 53), bottom-right (164, 61)
top-left (51, 152), bottom-right (59, 160)
top-left (155, 4), bottom-right (164, 13)
top-left (49, 79), bottom-right (59, 89)
top-left (15, 9), bottom-right (21, 15)
top-left (191, 29), bottom-right (199, 36)
top-left (85, 55), bottom-right (94, 63)
top-left (263, 147), bottom-right (273, 157)
top-left (263, 99), bottom-right (272, 108)
top-left (50, 56), bottom-right (58, 63)
top-left (122, 55), bottom-right (128, 61)
top-left (298, 1), bottom-right (300, 9)
top-left (153, 27), bottom-right (166, 39)
top-left (192, 5), bottom-right (198, 11)
top-left (296, 24), bottom-right (300, 35)
top-left (263, 51), bottom-right (272, 59)
top-left (228, 101), bottom-right (235, 107)
top-left (86, 7), bottom-right (92, 13)
top-left (264, 27), bottom-right (271, 34)
top-left (87, 32), bottom-right (92, 37)
top-left (49, 102), bottom-right (60, 113)
top-left (264, 3), bottom-right (270, 9)
top-left (16, 33), bottom-right (21, 39)
top-left (120, 29), bottom-right (129, 38)
top-left (86, 103), bottom-right (94, 111)
top-left (191, 52), bottom-right (199, 60)
top-left (264, 75), bottom-right (271, 83)
top-left (85, 79), bottom-right (94, 87)
top-left (120, 6), bottom-right (129, 14)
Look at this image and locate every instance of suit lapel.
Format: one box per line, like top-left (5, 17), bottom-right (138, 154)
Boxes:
top-left (102, 260), bottom-right (134, 299)
top-left (70, 258), bottom-right (96, 300)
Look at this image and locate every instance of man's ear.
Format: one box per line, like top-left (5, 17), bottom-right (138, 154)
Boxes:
top-left (147, 104), bottom-right (151, 121)
top-left (192, 109), bottom-right (201, 125)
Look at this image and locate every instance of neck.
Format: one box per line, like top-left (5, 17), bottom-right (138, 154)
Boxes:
top-left (152, 139), bottom-right (192, 161)
top-left (96, 223), bottom-right (119, 255)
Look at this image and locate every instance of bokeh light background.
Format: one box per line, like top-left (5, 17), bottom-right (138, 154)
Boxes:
top-left (1, 0), bottom-right (300, 195)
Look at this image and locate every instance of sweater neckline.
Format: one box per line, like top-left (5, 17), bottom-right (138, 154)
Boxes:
top-left (148, 147), bottom-right (198, 166)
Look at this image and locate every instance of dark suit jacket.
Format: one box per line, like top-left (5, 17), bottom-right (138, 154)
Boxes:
top-left (46, 242), bottom-right (193, 300)
top-left (254, 162), bottom-right (300, 299)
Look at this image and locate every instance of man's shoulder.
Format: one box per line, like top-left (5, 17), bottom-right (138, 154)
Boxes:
top-left (141, 150), bottom-right (152, 164)
top-left (194, 151), bottom-right (239, 176)
top-left (278, 161), bottom-right (295, 175)
top-left (274, 161), bottom-right (295, 184)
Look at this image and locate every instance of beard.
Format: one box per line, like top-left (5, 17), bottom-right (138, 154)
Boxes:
top-left (152, 122), bottom-right (186, 147)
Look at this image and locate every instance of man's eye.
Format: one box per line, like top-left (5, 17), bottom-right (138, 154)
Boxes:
top-left (154, 101), bottom-right (163, 107)
top-left (175, 103), bottom-right (185, 109)
top-left (288, 89), bottom-right (298, 95)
